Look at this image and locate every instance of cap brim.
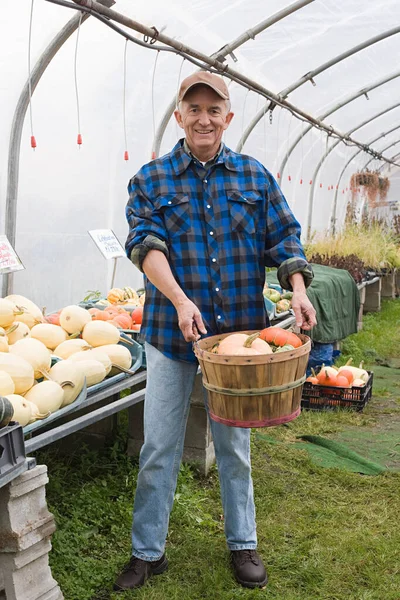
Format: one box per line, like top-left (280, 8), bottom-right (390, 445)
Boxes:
top-left (180, 82), bottom-right (229, 102)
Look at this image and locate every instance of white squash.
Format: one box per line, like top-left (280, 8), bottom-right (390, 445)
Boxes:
top-left (24, 381), bottom-right (64, 414)
top-left (49, 361), bottom-right (85, 407)
top-left (0, 299), bottom-right (23, 328)
top-left (68, 349), bottom-right (112, 376)
top-left (98, 344), bottom-right (133, 375)
top-left (0, 371), bottom-right (15, 395)
top-left (82, 321), bottom-right (120, 347)
top-left (6, 394), bottom-right (34, 426)
top-left (6, 394), bottom-right (48, 426)
top-left (31, 323), bottom-right (68, 350)
top-left (73, 359), bottom-right (106, 387)
top-left (0, 354), bottom-right (34, 394)
top-left (7, 322), bottom-right (31, 345)
top-left (54, 338), bottom-right (92, 359)
top-left (0, 336), bottom-right (9, 352)
top-left (10, 338), bottom-right (51, 379)
top-left (59, 305), bottom-right (92, 334)
top-left (5, 295), bottom-right (44, 321)
top-left (13, 311), bottom-right (42, 329)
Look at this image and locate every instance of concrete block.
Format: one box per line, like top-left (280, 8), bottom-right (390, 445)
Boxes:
top-left (364, 279), bottom-right (382, 313)
top-left (358, 286), bottom-right (366, 304)
top-left (381, 272), bottom-right (396, 299)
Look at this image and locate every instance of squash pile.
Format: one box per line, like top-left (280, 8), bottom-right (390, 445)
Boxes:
top-left (0, 296), bottom-right (135, 428)
top-left (306, 360), bottom-right (370, 388)
top-left (211, 328), bottom-right (303, 355)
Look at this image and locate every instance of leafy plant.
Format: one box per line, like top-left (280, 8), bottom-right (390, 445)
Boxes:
top-left (82, 290), bottom-right (102, 302)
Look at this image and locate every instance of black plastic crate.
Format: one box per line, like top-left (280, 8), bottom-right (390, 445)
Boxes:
top-left (0, 422), bottom-right (26, 484)
top-left (301, 371), bottom-right (373, 412)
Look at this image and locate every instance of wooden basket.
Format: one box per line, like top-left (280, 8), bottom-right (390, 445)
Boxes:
top-left (193, 331), bottom-right (311, 428)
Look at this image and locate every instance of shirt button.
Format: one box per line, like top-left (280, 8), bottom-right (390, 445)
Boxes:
top-left (212, 258), bottom-right (217, 262)
top-left (207, 204), bottom-right (211, 209)
top-left (203, 179), bottom-right (208, 184)
top-left (217, 315), bottom-right (222, 320)
top-left (215, 287), bottom-right (220, 292)
top-left (210, 231), bottom-right (214, 236)
top-left (168, 201), bottom-right (172, 205)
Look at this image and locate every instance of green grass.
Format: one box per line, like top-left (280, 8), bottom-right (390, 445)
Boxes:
top-left (34, 300), bottom-right (400, 600)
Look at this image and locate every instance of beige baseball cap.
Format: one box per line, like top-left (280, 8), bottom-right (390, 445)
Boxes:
top-left (177, 71), bottom-right (230, 103)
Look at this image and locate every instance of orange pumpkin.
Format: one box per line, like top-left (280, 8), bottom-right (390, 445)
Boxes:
top-left (131, 324), bottom-right (141, 332)
top-left (88, 308), bottom-right (102, 319)
top-left (111, 313), bottom-right (133, 329)
top-left (93, 310), bottom-right (113, 322)
top-left (45, 312), bottom-right (61, 326)
top-left (259, 327), bottom-right (302, 348)
top-left (131, 306), bottom-right (143, 325)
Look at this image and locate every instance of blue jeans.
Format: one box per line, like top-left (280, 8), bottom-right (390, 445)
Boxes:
top-left (131, 342), bottom-right (257, 561)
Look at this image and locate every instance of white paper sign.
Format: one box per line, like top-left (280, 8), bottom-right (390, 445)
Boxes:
top-left (0, 235), bottom-right (25, 274)
top-left (88, 229), bottom-right (126, 260)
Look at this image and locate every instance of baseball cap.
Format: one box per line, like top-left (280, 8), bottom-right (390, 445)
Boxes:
top-left (177, 71), bottom-right (230, 103)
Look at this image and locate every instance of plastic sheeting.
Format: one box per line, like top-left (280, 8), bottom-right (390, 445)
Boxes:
top-left (1, 0), bottom-right (400, 310)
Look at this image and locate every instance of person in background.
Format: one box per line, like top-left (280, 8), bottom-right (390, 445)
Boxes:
top-left (115, 71), bottom-right (317, 593)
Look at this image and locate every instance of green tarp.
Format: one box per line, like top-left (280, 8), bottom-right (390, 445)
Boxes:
top-left (267, 263), bottom-right (360, 343)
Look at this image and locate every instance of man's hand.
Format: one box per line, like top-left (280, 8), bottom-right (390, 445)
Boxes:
top-left (175, 298), bottom-right (207, 342)
top-left (291, 291), bottom-right (317, 330)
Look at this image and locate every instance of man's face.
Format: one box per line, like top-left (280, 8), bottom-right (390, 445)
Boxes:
top-left (174, 85), bottom-right (234, 159)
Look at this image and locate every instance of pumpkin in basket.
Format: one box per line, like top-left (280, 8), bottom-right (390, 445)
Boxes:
top-left (216, 332), bottom-right (273, 356)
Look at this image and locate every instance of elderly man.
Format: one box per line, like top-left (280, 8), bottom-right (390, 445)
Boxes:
top-left (115, 71), bottom-right (316, 592)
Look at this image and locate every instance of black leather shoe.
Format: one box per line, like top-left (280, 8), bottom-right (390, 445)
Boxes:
top-left (231, 550), bottom-right (268, 588)
top-left (113, 554), bottom-right (168, 591)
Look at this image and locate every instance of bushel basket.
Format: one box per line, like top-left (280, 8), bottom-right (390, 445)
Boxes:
top-left (194, 331), bottom-right (311, 428)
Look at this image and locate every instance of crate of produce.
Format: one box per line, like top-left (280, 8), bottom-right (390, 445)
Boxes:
top-left (0, 423), bottom-right (26, 485)
top-left (301, 371), bottom-right (373, 412)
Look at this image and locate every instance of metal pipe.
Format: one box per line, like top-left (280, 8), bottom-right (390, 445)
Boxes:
top-left (152, 0), bottom-right (315, 156)
top-left (307, 102), bottom-right (400, 237)
top-left (67, 0), bottom-right (398, 166)
top-left (363, 139), bottom-right (400, 169)
top-left (331, 125), bottom-right (400, 231)
top-left (2, 0), bottom-right (115, 297)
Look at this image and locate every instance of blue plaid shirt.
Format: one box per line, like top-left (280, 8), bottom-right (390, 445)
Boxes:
top-left (126, 139), bottom-right (312, 362)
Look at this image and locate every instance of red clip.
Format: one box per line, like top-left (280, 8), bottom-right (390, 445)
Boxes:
top-left (288, 175), bottom-right (291, 182)
top-left (277, 172), bottom-right (281, 179)
top-left (77, 134), bottom-right (82, 145)
top-left (320, 183), bottom-right (322, 188)
top-left (124, 150), bottom-right (129, 161)
top-left (31, 135), bottom-right (37, 149)
top-left (309, 179), bottom-right (312, 185)
top-left (151, 151), bottom-right (156, 160)
top-left (300, 178), bottom-right (303, 184)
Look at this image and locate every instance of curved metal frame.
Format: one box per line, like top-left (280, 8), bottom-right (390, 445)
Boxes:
top-left (152, 0), bottom-right (315, 157)
top-left (2, 0), bottom-right (115, 297)
top-left (306, 101), bottom-right (400, 236)
top-left (331, 125), bottom-right (400, 231)
top-left (363, 139), bottom-right (400, 169)
top-left (236, 27), bottom-right (400, 153)
top-left (275, 69), bottom-right (400, 180)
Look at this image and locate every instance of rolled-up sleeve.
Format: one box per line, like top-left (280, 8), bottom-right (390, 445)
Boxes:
top-left (125, 175), bottom-right (169, 272)
top-left (264, 173), bottom-right (313, 290)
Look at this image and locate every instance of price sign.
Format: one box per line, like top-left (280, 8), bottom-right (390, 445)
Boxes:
top-left (88, 229), bottom-right (126, 260)
top-left (0, 236), bottom-right (25, 274)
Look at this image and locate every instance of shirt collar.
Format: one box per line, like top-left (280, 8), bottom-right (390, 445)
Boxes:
top-left (170, 139), bottom-right (239, 176)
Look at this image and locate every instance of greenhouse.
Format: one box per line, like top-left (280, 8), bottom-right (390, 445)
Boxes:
top-left (0, 1), bottom-right (400, 599)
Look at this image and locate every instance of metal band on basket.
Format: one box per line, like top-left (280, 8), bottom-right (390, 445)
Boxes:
top-left (202, 375), bottom-right (307, 396)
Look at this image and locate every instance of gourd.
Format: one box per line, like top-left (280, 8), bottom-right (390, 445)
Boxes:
top-left (0, 334), bottom-right (9, 352)
top-left (259, 327), bottom-right (302, 349)
top-left (72, 360), bottom-right (107, 387)
top-left (5, 295), bottom-right (44, 322)
top-left (82, 321), bottom-right (122, 347)
top-left (68, 349), bottom-right (112, 376)
top-left (24, 381), bottom-right (64, 414)
top-left (0, 354), bottom-right (34, 394)
top-left (97, 344), bottom-right (133, 375)
top-left (59, 305), bottom-right (92, 334)
top-left (49, 361), bottom-right (85, 407)
top-left (216, 333), bottom-right (273, 356)
top-left (6, 394), bottom-right (48, 427)
top-left (0, 371), bottom-right (15, 396)
top-left (352, 378), bottom-right (366, 387)
top-left (274, 344), bottom-right (295, 353)
top-left (338, 362), bottom-right (369, 382)
top-left (107, 313), bottom-right (132, 329)
top-left (10, 338), bottom-right (51, 379)
top-left (316, 367), bottom-right (337, 386)
top-left (7, 322), bottom-right (31, 345)
top-left (0, 299), bottom-right (24, 328)
top-left (131, 307), bottom-right (143, 325)
top-left (0, 397), bottom-right (14, 427)
top-left (54, 339), bottom-right (92, 359)
top-left (30, 323), bottom-right (68, 350)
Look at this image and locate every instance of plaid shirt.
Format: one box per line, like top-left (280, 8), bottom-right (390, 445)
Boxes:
top-left (126, 140), bottom-right (312, 362)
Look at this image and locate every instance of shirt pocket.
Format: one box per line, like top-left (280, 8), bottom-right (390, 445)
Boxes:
top-left (154, 194), bottom-right (191, 237)
top-left (227, 190), bottom-right (263, 234)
